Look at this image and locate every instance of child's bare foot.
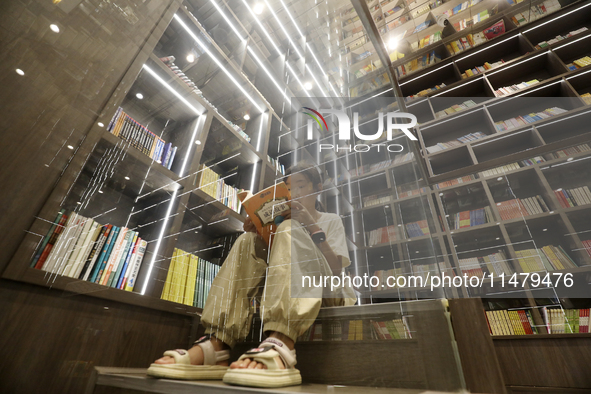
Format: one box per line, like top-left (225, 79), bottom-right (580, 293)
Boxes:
top-left (154, 336), bottom-right (229, 366)
top-left (229, 331), bottom-right (294, 370)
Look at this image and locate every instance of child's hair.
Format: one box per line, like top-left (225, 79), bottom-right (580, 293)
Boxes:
top-left (283, 161), bottom-right (325, 212)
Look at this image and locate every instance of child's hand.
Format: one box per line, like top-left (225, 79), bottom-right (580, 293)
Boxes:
top-left (243, 216), bottom-right (257, 233)
top-left (289, 201), bottom-right (316, 226)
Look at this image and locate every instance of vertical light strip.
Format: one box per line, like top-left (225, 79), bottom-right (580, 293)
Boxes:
top-left (250, 161), bottom-right (259, 192)
top-left (256, 112), bottom-right (266, 152)
top-left (173, 14), bottom-right (264, 113)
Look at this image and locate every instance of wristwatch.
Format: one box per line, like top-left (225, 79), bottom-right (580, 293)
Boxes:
top-left (311, 230), bottom-right (327, 244)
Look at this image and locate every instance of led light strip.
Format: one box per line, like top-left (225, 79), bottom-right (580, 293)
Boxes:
top-left (173, 14), bottom-right (264, 113)
top-left (142, 64), bottom-right (202, 115)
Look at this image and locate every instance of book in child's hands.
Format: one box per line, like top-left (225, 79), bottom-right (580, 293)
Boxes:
top-left (238, 182), bottom-right (291, 244)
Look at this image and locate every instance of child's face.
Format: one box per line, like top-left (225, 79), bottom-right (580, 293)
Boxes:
top-left (285, 173), bottom-right (314, 200)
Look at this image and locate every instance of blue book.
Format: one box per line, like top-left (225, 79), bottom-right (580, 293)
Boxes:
top-left (530, 114), bottom-right (543, 121)
top-left (91, 226), bottom-right (120, 283)
top-left (114, 232), bottom-right (137, 289)
top-left (167, 146), bottom-right (177, 170)
top-left (107, 230), bottom-right (134, 287)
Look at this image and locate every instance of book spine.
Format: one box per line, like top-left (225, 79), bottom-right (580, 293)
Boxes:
top-left (124, 239), bottom-right (148, 292)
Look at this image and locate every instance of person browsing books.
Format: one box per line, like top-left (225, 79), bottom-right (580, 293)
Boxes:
top-left (147, 161), bottom-right (356, 388)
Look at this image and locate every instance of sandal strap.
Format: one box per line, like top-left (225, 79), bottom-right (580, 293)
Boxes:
top-left (193, 335), bottom-right (230, 365)
top-left (162, 349), bottom-right (191, 365)
top-left (258, 337), bottom-right (297, 368)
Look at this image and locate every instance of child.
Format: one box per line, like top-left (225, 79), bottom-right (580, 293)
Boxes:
top-left (147, 162), bottom-right (356, 387)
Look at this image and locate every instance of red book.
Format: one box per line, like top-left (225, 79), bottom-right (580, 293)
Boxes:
top-left (35, 213), bottom-right (69, 269)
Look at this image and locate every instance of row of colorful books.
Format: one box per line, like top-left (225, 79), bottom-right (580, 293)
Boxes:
top-left (434, 175), bottom-right (476, 189)
top-left (554, 186), bottom-right (591, 208)
top-left (460, 60), bottom-right (504, 79)
top-left (582, 240), bottom-right (591, 259)
top-left (405, 219), bottom-right (431, 238)
top-left (511, 0), bottom-right (561, 27)
top-left (515, 245), bottom-right (578, 272)
top-left (161, 248), bottom-right (219, 308)
top-left (434, 99), bottom-right (478, 118)
top-left (496, 196), bottom-right (550, 221)
top-left (452, 8), bottom-right (491, 32)
top-left (415, 31), bottom-right (443, 50)
top-left (446, 31), bottom-right (488, 55)
top-left (493, 79), bottom-right (539, 96)
top-left (535, 27), bottom-right (588, 49)
top-left (486, 307), bottom-right (591, 335)
top-left (107, 107), bottom-right (178, 170)
top-left (566, 55), bottom-right (591, 72)
top-left (426, 131), bottom-right (487, 154)
top-left (458, 250), bottom-right (512, 277)
top-left (448, 206), bottom-right (493, 229)
top-left (494, 107), bottom-right (566, 131)
top-left (31, 210), bottom-right (147, 291)
top-left (485, 309), bottom-right (538, 335)
top-left (394, 50), bottom-right (441, 79)
top-left (547, 143), bottom-right (591, 159)
top-left (582, 93), bottom-right (591, 105)
top-left (367, 225), bottom-right (398, 246)
top-left (478, 159), bottom-right (544, 177)
top-left (405, 82), bottom-right (447, 102)
top-left (370, 318), bottom-right (412, 339)
top-left (397, 185), bottom-right (429, 198)
top-left (195, 164), bottom-right (243, 213)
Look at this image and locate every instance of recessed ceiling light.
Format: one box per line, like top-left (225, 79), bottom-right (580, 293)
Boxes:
top-left (98, 190), bottom-right (103, 194)
top-left (187, 54), bottom-right (195, 63)
top-left (50, 24), bottom-right (60, 33)
top-left (497, 177), bottom-right (503, 181)
top-left (77, 202), bottom-right (82, 205)
top-left (97, 122), bottom-right (104, 127)
top-left (304, 81), bottom-right (313, 90)
top-left (543, 228), bottom-right (547, 231)
top-left (497, 202), bottom-right (501, 206)
top-left (253, 3), bottom-right (264, 14)
top-left (125, 176), bottom-right (130, 180)
top-left (384, 205), bottom-right (389, 208)
top-left (496, 237), bottom-right (500, 240)
top-left (244, 114), bottom-right (250, 120)
top-left (388, 37), bottom-right (399, 50)
top-left (439, 193), bottom-right (443, 196)
top-left (67, 145), bottom-right (73, 150)
top-left (567, 157), bottom-right (573, 161)
top-left (136, 93), bottom-right (144, 99)
top-left (16, 69), bottom-right (24, 76)
top-left (195, 140), bottom-right (201, 145)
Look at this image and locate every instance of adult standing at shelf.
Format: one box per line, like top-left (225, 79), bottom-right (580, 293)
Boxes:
top-left (147, 161), bottom-right (357, 388)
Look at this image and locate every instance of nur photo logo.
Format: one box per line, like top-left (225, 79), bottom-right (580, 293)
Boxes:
top-left (302, 108), bottom-right (418, 153)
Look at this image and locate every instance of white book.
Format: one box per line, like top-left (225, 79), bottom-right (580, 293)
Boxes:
top-left (46, 213), bottom-right (82, 275)
top-left (107, 230), bottom-right (134, 286)
top-left (71, 222), bottom-right (101, 279)
top-left (576, 187), bottom-right (591, 205)
top-left (42, 213), bottom-right (77, 273)
top-left (57, 216), bottom-right (91, 276)
top-left (124, 239), bottom-right (148, 292)
top-left (82, 226), bottom-right (108, 281)
top-left (64, 218), bottom-right (95, 277)
top-left (120, 236), bottom-right (140, 290)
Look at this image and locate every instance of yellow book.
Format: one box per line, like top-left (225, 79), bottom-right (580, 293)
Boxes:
top-left (170, 249), bottom-right (185, 303)
top-left (185, 254), bottom-right (199, 306)
top-left (176, 251), bottom-right (191, 304)
top-left (503, 310), bottom-right (515, 335)
top-left (542, 246), bottom-right (564, 270)
top-left (162, 248), bottom-right (178, 301)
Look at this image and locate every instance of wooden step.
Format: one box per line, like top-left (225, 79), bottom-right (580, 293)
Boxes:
top-left (89, 367), bottom-right (466, 394)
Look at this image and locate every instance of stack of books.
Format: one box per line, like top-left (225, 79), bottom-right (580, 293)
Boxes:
top-left (516, 246), bottom-right (578, 272)
top-left (582, 93), bottom-right (591, 105)
top-left (494, 107), bottom-right (566, 130)
top-left (566, 56), bottom-right (591, 71)
top-left (405, 83), bottom-right (447, 101)
top-left (267, 156), bottom-right (285, 175)
top-left (582, 240), bottom-right (591, 258)
top-left (461, 60), bottom-right (504, 78)
top-left (449, 206), bottom-right (493, 229)
top-left (195, 164), bottom-right (243, 213)
top-left (414, 31), bottom-right (443, 49)
top-left (496, 196), bottom-right (550, 220)
top-left (434, 175), bottom-right (476, 189)
top-left (397, 185), bottom-right (429, 198)
top-left (443, 0), bottom-right (483, 18)
top-left (547, 144), bottom-right (591, 159)
top-left (159, 56), bottom-right (200, 93)
top-left (31, 210), bottom-right (148, 292)
top-left (426, 131), bottom-right (488, 153)
top-left (458, 250), bottom-right (512, 276)
top-left (494, 79), bottom-right (540, 96)
top-left (511, 0), bottom-right (561, 26)
top-left (535, 27), bottom-right (588, 49)
top-left (434, 100), bottom-right (478, 118)
top-left (405, 220), bottom-right (430, 237)
top-left (107, 107), bottom-right (178, 170)
top-left (161, 248), bottom-right (220, 308)
top-left (367, 225), bottom-right (399, 246)
top-left (370, 318), bottom-right (412, 339)
top-left (554, 186), bottom-right (591, 208)
top-left (453, 9), bottom-right (491, 31)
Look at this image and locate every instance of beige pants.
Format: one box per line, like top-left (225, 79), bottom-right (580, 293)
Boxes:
top-left (202, 219), bottom-right (354, 348)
